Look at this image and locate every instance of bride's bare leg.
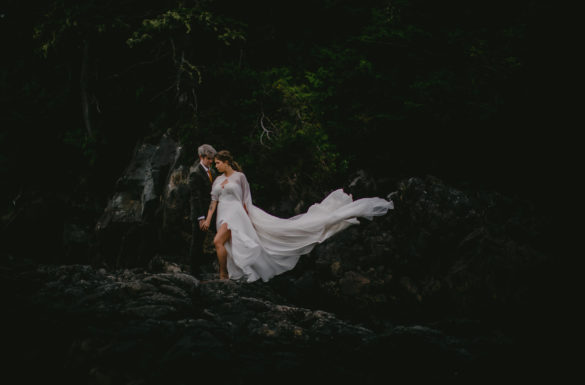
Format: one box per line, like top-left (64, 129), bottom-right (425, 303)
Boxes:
top-left (214, 223), bottom-right (231, 279)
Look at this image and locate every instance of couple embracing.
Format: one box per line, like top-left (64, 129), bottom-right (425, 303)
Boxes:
top-left (189, 144), bottom-right (394, 283)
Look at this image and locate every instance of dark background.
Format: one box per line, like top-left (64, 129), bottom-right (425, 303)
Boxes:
top-left (0, 2), bottom-right (571, 381)
top-left (0, 0), bottom-right (568, 249)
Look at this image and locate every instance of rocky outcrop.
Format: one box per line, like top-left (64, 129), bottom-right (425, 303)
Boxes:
top-left (268, 175), bottom-right (551, 325)
top-left (3, 256), bottom-right (535, 385)
top-left (159, 163), bottom-right (195, 257)
top-left (1, 170), bottom-right (557, 384)
top-left (95, 134), bottom-right (184, 268)
top-left (92, 161), bottom-right (552, 328)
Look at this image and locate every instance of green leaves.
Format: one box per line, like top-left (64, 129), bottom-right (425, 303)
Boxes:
top-left (127, 8), bottom-right (245, 48)
top-left (5, 0), bottom-right (544, 211)
top-left (256, 68), bottom-right (344, 183)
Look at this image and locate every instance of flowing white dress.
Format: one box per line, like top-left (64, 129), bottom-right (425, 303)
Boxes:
top-left (211, 171), bottom-right (394, 282)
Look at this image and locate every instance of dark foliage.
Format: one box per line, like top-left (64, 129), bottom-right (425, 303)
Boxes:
top-left (1, 0), bottom-right (564, 210)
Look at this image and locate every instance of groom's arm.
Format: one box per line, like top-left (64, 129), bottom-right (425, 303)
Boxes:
top-left (188, 172), bottom-right (206, 222)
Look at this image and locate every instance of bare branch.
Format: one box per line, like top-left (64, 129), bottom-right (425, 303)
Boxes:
top-left (296, 110), bottom-right (305, 126)
top-left (190, 88), bottom-right (198, 114)
top-left (176, 50), bottom-right (185, 96)
top-left (149, 83), bottom-right (175, 102)
top-left (80, 40), bottom-right (93, 139)
top-left (91, 94), bottom-right (102, 114)
top-left (169, 38), bottom-right (177, 64)
top-left (259, 111), bottom-right (274, 147)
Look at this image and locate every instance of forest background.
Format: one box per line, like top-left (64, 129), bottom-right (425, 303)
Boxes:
top-left (1, 0), bottom-right (566, 237)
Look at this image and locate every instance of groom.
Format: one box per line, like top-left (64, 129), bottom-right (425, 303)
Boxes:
top-left (188, 144), bottom-right (218, 276)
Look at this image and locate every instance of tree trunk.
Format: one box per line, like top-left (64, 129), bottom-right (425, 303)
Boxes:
top-left (80, 40), bottom-right (93, 139)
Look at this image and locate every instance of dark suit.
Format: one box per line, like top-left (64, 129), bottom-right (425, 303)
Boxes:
top-left (188, 161), bottom-right (217, 274)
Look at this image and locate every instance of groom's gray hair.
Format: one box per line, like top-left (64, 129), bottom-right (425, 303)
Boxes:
top-left (198, 144), bottom-right (217, 158)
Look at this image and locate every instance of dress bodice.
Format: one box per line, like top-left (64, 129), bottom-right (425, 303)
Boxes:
top-left (212, 176), bottom-right (241, 203)
top-left (211, 172), bottom-right (252, 206)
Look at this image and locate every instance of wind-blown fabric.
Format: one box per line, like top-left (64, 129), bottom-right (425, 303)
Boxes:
top-left (211, 171), bottom-right (394, 282)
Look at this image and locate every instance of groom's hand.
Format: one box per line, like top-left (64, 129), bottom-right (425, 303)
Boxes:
top-left (199, 219), bottom-right (207, 231)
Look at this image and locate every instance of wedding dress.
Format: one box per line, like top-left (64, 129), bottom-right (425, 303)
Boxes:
top-left (211, 171), bottom-right (394, 282)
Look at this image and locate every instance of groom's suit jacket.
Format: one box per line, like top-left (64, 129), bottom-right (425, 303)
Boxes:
top-left (188, 161), bottom-right (217, 224)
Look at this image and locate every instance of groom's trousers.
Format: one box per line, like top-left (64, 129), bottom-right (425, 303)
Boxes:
top-left (189, 223), bottom-right (206, 274)
top-left (188, 216), bottom-right (215, 275)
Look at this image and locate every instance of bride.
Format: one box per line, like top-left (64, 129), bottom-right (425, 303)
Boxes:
top-left (202, 150), bottom-right (394, 282)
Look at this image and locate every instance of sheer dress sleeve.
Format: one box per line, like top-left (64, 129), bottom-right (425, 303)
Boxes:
top-left (239, 172), bottom-right (253, 209)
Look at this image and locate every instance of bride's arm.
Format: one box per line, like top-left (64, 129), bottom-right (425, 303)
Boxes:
top-left (203, 179), bottom-right (220, 230)
top-left (203, 200), bottom-right (217, 230)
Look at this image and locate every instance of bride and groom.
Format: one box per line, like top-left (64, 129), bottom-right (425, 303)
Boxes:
top-left (189, 144), bottom-right (394, 283)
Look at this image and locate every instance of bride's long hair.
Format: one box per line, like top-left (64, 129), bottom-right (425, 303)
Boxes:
top-left (215, 150), bottom-right (242, 172)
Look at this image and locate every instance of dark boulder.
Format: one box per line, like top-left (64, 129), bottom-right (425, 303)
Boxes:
top-left (270, 175), bottom-right (550, 326)
top-left (3, 257), bottom-right (516, 385)
top-left (95, 134), bottom-right (184, 268)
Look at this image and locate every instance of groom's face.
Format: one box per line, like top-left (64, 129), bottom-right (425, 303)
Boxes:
top-left (200, 155), bottom-right (214, 168)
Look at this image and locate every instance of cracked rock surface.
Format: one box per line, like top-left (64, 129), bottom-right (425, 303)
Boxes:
top-left (2, 253), bottom-right (551, 385)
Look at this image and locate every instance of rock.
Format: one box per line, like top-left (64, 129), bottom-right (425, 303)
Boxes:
top-left (159, 164), bottom-right (192, 257)
top-left (2, 237), bottom-right (553, 385)
top-left (62, 222), bottom-right (92, 263)
top-left (147, 254), bottom-right (184, 274)
top-left (339, 271), bottom-right (371, 296)
top-left (95, 134), bottom-right (182, 268)
top-left (274, 175), bottom-right (550, 326)
top-left (1, 160), bottom-right (556, 383)
top-left (346, 169), bottom-right (378, 199)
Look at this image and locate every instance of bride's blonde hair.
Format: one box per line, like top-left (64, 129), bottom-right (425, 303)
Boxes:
top-left (215, 150), bottom-right (242, 172)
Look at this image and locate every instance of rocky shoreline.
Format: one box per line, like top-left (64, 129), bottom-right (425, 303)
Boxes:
top-left (1, 135), bottom-right (559, 383)
top-left (2, 250), bottom-right (555, 384)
